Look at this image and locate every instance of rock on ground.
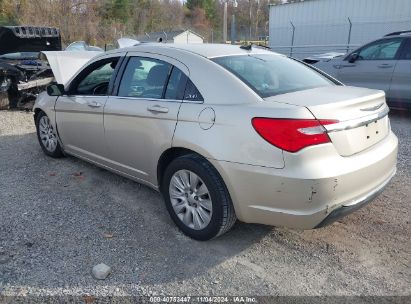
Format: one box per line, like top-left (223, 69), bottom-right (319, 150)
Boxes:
top-left (92, 263), bottom-right (111, 280)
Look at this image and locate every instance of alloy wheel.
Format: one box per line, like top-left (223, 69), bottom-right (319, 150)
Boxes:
top-left (38, 116), bottom-right (58, 153)
top-left (169, 169), bottom-right (213, 230)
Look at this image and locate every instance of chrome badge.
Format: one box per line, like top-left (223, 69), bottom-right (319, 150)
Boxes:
top-left (360, 103), bottom-right (384, 112)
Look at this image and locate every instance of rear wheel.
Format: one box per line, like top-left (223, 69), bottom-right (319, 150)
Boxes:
top-left (162, 154), bottom-right (236, 240)
top-left (35, 111), bottom-right (64, 158)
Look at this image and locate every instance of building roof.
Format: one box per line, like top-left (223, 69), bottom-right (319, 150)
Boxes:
top-left (137, 29), bottom-right (203, 43)
top-left (269, 0), bottom-right (311, 6)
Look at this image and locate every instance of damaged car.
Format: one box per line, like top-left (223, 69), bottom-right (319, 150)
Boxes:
top-left (0, 26), bottom-right (61, 110)
top-left (34, 44), bottom-right (398, 240)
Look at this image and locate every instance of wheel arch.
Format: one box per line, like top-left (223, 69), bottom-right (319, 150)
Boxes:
top-left (157, 147), bottom-right (204, 191)
top-left (156, 146), bottom-right (240, 217)
top-left (33, 92), bottom-right (59, 131)
top-left (33, 107), bottom-right (43, 122)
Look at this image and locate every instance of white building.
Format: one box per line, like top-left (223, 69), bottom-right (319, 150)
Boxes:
top-left (269, 0), bottom-right (411, 58)
top-left (137, 30), bottom-right (204, 44)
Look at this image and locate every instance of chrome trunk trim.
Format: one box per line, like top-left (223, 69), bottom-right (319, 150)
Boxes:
top-left (325, 107), bottom-right (390, 133)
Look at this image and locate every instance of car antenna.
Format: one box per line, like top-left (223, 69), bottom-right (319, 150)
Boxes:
top-left (240, 44), bottom-right (252, 51)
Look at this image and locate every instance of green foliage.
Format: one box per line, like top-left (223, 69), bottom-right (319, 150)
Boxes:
top-left (2, 0), bottom-right (271, 45)
top-left (186, 0), bottom-right (217, 23)
top-left (0, 0), bottom-right (17, 25)
top-left (102, 0), bottom-right (131, 23)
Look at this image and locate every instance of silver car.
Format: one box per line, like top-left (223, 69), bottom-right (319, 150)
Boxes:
top-left (310, 31), bottom-right (411, 110)
top-left (34, 44), bottom-right (398, 240)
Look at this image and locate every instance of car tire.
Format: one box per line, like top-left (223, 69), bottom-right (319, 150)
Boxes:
top-left (35, 111), bottom-right (64, 158)
top-left (162, 154), bottom-right (237, 241)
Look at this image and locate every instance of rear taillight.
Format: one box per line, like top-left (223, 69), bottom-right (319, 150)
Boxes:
top-left (251, 118), bottom-right (338, 153)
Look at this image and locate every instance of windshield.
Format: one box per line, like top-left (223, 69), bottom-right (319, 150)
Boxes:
top-left (212, 54), bottom-right (335, 98)
top-left (0, 52), bottom-right (39, 60)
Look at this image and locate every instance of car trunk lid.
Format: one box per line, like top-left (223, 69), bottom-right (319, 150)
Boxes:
top-left (265, 86), bottom-right (390, 156)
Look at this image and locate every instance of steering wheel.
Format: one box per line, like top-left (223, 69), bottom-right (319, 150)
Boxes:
top-left (92, 82), bottom-right (109, 95)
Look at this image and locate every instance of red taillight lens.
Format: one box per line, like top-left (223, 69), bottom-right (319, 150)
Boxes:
top-left (251, 118), bottom-right (338, 153)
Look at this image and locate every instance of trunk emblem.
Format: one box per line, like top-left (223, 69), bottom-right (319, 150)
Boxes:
top-left (360, 103), bottom-right (384, 111)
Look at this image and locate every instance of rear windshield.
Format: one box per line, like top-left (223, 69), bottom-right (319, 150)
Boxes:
top-left (212, 54), bottom-right (334, 98)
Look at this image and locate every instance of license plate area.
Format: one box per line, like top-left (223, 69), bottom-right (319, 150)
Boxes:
top-left (363, 117), bottom-right (387, 142)
top-left (327, 116), bottom-right (390, 156)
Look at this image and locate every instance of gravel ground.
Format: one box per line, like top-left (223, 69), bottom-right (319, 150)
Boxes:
top-left (0, 110), bottom-right (410, 299)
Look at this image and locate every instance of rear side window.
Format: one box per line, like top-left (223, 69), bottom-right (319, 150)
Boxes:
top-left (400, 39), bottom-right (411, 60)
top-left (212, 54), bottom-right (333, 98)
top-left (184, 79), bottom-right (203, 101)
top-left (118, 57), bottom-right (171, 98)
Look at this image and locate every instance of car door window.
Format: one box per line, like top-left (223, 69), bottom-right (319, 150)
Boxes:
top-left (358, 38), bottom-right (403, 60)
top-left (72, 58), bottom-right (119, 95)
top-left (164, 67), bottom-right (185, 100)
top-left (400, 39), bottom-right (411, 60)
top-left (118, 57), bottom-right (172, 99)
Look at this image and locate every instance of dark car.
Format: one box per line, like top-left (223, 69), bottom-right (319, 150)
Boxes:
top-left (307, 31), bottom-right (411, 110)
top-left (0, 26), bottom-right (61, 109)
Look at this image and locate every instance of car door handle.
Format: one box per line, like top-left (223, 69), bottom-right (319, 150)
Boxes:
top-left (87, 101), bottom-right (102, 108)
top-left (147, 105), bottom-right (169, 113)
top-left (378, 64), bottom-right (393, 69)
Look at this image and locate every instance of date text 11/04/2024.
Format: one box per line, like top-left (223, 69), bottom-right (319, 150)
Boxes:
top-left (149, 296), bottom-right (258, 303)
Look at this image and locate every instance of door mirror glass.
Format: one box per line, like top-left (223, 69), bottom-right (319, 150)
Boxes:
top-left (47, 83), bottom-right (65, 96)
top-left (348, 53), bottom-right (359, 63)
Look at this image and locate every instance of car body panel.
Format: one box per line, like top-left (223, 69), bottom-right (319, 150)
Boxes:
top-left (104, 95), bottom-right (182, 186)
top-left (173, 101), bottom-right (315, 170)
top-left (309, 35), bottom-right (411, 109)
top-left (266, 86), bottom-right (390, 156)
top-left (389, 58), bottom-right (411, 108)
top-left (55, 95), bottom-right (109, 162)
top-left (40, 51), bottom-right (101, 85)
top-left (212, 131), bottom-right (397, 227)
top-left (102, 51), bottom-right (189, 185)
top-left (337, 59), bottom-right (397, 93)
top-left (34, 44), bottom-right (398, 231)
top-left (33, 91), bottom-right (58, 130)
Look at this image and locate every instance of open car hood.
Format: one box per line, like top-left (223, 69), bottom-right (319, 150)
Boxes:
top-left (40, 51), bottom-right (101, 85)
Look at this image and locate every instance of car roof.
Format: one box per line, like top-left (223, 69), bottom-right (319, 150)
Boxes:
top-left (384, 30), bottom-right (411, 38)
top-left (107, 43), bottom-right (278, 59)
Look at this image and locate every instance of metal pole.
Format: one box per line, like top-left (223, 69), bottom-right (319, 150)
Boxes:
top-left (223, 2), bottom-right (228, 43)
top-left (231, 13), bottom-right (236, 44)
top-left (249, 0), bottom-right (252, 42)
top-left (347, 17), bottom-right (352, 53)
top-left (231, 0), bottom-right (238, 45)
top-left (290, 21), bottom-right (295, 57)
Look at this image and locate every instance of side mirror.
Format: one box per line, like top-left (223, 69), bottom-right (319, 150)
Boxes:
top-left (46, 83), bottom-right (65, 96)
top-left (348, 53), bottom-right (359, 63)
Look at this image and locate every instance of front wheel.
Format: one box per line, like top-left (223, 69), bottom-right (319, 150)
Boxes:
top-left (35, 111), bottom-right (64, 158)
top-left (162, 154), bottom-right (236, 240)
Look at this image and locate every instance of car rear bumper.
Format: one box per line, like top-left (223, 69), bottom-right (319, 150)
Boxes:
top-left (314, 167), bottom-right (396, 228)
top-left (210, 131), bottom-right (398, 229)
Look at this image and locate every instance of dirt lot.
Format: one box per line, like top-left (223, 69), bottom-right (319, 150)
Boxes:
top-left (0, 110), bottom-right (410, 298)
